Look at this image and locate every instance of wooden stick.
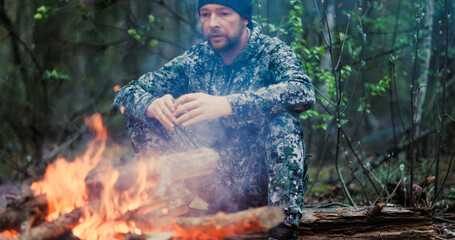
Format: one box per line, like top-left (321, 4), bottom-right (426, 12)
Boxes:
top-left (0, 195), bottom-right (48, 233)
top-left (14, 207), bottom-right (85, 240)
top-left (133, 206), bottom-right (284, 239)
top-left (85, 147), bottom-right (220, 198)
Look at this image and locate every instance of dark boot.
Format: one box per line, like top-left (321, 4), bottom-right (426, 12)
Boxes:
top-left (268, 223), bottom-right (299, 240)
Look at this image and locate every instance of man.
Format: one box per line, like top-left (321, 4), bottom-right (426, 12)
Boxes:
top-left (114, 0), bottom-right (315, 238)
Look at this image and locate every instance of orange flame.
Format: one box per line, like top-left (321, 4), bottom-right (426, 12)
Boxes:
top-left (29, 114), bottom-right (161, 240)
top-left (113, 85), bottom-right (121, 92)
top-left (31, 114), bottom-right (107, 221)
top-left (26, 113), bottom-right (244, 239)
top-left (1, 230), bottom-right (19, 238)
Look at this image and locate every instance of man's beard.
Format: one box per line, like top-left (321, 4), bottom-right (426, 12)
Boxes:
top-left (207, 24), bottom-right (244, 53)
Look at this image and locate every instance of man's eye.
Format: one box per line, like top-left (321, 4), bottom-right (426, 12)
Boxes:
top-left (201, 13), bottom-right (209, 18)
top-left (221, 12), bottom-right (231, 16)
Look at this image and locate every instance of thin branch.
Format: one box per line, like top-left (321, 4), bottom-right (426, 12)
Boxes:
top-left (340, 128), bottom-right (380, 196)
top-left (341, 135), bottom-right (370, 204)
top-left (314, 87), bottom-right (336, 107)
top-left (433, 216), bottom-right (455, 224)
top-left (446, 114), bottom-right (455, 122)
top-left (385, 176), bottom-right (404, 204)
top-left (305, 202), bottom-right (352, 208)
top-left (392, 60), bottom-right (411, 142)
top-left (431, 151), bottom-right (454, 209)
top-left (313, 0), bottom-right (330, 48)
top-left (334, 2), bottom-right (354, 71)
top-left (335, 128), bottom-right (357, 207)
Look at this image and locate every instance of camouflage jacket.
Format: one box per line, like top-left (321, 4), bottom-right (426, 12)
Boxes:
top-left (114, 22), bottom-right (315, 133)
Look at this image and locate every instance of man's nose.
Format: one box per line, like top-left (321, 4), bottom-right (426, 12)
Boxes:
top-left (208, 14), bottom-right (220, 28)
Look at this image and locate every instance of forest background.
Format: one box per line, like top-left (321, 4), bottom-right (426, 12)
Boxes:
top-left (0, 0), bottom-right (454, 227)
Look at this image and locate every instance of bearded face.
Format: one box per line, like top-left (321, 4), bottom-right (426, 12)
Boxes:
top-left (199, 4), bottom-right (248, 53)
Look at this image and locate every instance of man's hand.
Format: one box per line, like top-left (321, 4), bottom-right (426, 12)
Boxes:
top-left (146, 94), bottom-right (176, 131)
top-left (173, 93), bottom-right (232, 127)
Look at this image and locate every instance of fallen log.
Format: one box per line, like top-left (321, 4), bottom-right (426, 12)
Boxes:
top-left (223, 206), bottom-right (436, 240)
top-left (298, 206), bottom-right (435, 239)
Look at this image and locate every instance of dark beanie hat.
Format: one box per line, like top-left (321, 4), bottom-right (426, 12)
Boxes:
top-left (198, 0), bottom-right (252, 21)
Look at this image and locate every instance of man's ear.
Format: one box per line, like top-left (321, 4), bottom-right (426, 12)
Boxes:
top-left (243, 17), bottom-right (249, 27)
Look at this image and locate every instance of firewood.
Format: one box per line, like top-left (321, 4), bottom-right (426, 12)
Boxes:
top-left (159, 147), bottom-right (219, 182)
top-left (1, 148), bottom-right (219, 239)
top-left (85, 147), bottom-right (219, 199)
top-left (14, 207), bottom-right (85, 240)
top-left (0, 195), bottom-right (48, 233)
top-left (132, 206), bottom-right (285, 239)
top-left (8, 206), bottom-right (282, 240)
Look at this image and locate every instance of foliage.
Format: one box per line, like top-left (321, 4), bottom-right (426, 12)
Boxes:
top-left (450, 188), bottom-right (455, 200)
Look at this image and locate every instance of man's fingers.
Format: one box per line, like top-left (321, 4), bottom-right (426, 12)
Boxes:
top-left (154, 101), bottom-right (174, 131)
top-left (173, 100), bottom-right (199, 118)
top-left (175, 93), bottom-right (198, 108)
top-left (156, 110), bottom-right (175, 131)
top-left (175, 107), bottom-right (204, 125)
top-left (163, 95), bottom-right (176, 112)
top-left (159, 101), bottom-right (176, 123)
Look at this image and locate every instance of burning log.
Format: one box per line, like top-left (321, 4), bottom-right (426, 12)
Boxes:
top-left (133, 206), bottom-right (284, 239)
top-left (0, 195), bottom-right (47, 233)
top-left (8, 206), bottom-right (283, 240)
top-left (14, 207), bottom-right (85, 240)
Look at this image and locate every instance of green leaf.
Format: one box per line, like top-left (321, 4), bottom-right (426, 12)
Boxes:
top-left (449, 188), bottom-right (455, 200)
top-left (149, 39), bottom-right (159, 47)
top-left (43, 69), bottom-right (69, 80)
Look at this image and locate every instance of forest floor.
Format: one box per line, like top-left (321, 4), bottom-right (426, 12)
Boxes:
top-left (303, 172), bottom-right (455, 239)
top-left (1, 139), bottom-right (454, 239)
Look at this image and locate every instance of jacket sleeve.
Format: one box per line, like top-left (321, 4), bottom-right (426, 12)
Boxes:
top-left (225, 40), bottom-right (315, 121)
top-left (113, 52), bottom-right (191, 123)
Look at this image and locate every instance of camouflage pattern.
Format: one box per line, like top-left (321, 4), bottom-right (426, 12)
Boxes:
top-left (113, 22), bottom-right (315, 226)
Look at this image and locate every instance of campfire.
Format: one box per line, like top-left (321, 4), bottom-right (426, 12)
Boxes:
top-left (0, 114), bottom-right (283, 240)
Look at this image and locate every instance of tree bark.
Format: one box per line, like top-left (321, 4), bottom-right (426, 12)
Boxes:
top-left (298, 206), bottom-right (435, 239)
top-left (220, 207), bottom-right (436, 240)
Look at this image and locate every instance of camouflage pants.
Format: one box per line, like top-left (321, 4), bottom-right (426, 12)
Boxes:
top-left (127, 112), bottom-right (308, 225)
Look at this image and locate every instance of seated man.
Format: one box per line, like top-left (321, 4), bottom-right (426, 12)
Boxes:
top-left (113, 0), bottom-right (315, 238)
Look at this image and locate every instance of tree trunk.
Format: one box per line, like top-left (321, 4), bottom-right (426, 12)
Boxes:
top-left (415, 0), bottom-right (435, 136)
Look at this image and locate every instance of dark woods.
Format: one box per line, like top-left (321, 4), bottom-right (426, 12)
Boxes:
top-left (0, 0), bottom-right (454, 218)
